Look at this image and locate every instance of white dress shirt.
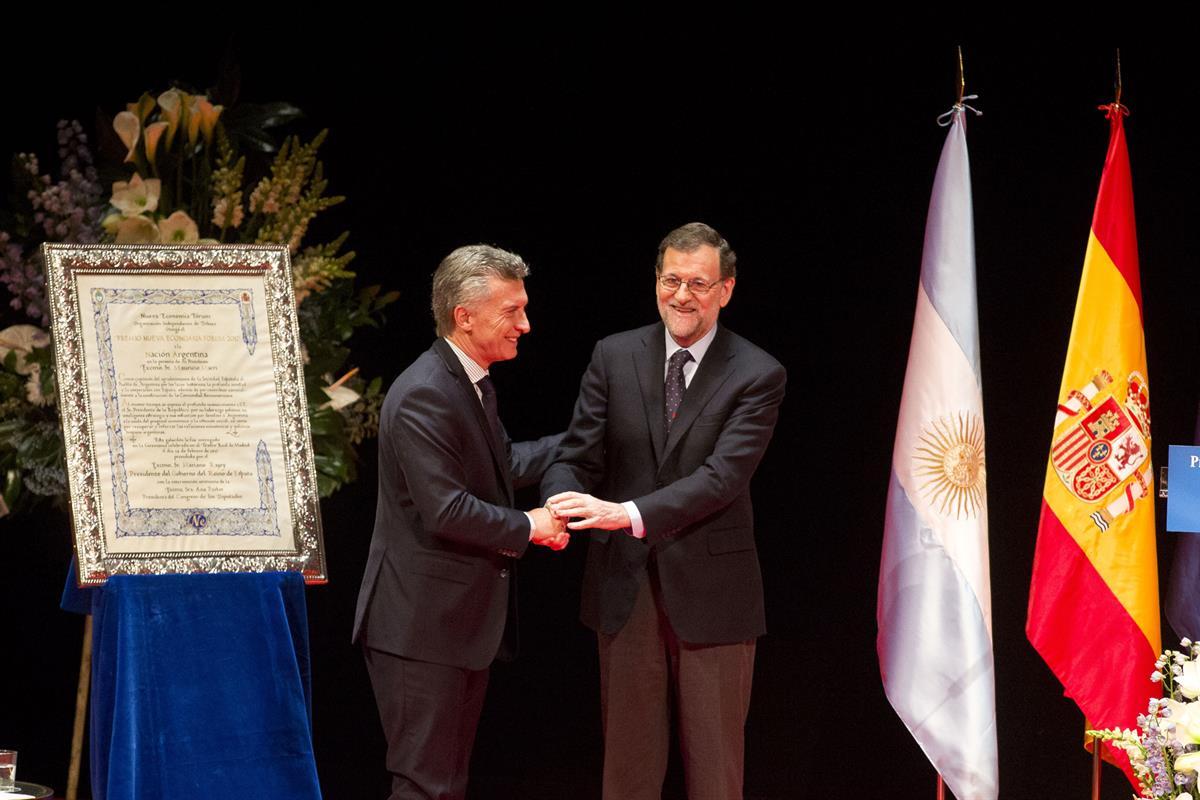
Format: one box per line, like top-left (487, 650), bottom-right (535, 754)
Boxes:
top-left (621, 324), bottom-right (719, 538)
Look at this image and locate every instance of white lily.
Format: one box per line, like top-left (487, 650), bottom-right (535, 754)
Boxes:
top-left (0, 325), bottom-right (51, 406)
top-left (111, 174), bottom-right (161, 216)
top-left (1179, 659), bottom-right (1200, 699)
top-left (1178, 752), bottom-right (1200, 774)
top-left (115, 216), bottom-right (160, 244)
top-left (0, 325), bottom-right (49, 375)
top-left (1167, 699), bottom-right (1200, 745)
top-left (157, 211), bottom-right (199, 243)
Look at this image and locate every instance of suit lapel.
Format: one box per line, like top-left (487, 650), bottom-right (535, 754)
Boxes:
top-left (432, 339), bottom-right (514, 502)
top-left (661, 326), bottom-right (736, 465)
top-left (632, 325), bottom-right (667, 465)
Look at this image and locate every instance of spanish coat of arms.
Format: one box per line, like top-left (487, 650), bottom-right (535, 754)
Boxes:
top-left (1050, 370), bottom-right (1151, 531)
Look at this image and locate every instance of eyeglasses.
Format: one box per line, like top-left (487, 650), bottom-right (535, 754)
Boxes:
top-left (657, 275), bottom-right (725, 295)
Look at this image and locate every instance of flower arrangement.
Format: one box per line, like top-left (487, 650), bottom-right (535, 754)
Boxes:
top-left (0, 87), bottom-right (395, 515)
top-left (1089, 639), bottom-right (1200, 799)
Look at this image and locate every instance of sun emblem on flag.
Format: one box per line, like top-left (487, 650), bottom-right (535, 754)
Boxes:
top-left (913, 412), bottom-right (986, 519)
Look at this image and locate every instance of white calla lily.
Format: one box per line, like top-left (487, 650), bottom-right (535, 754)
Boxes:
top-left (158, 89), bottom-right (184, 150)
top-left (113, 111), bottom-right (141, 162)
top-left (322, 384), bottom-right (361, 411)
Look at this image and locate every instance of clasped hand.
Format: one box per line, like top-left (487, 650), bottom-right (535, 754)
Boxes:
top-left (529, 492), bottom-right (631, 550)
top-left (528, 506), bottom-right (570, 550)
top-left (545, 492), bottom-right (631, 531)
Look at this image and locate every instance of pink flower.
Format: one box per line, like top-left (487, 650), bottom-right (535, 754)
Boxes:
top-left (115, 216), bottom-right (159, 244)
top-left (157, 211), bottom-right (199, 243)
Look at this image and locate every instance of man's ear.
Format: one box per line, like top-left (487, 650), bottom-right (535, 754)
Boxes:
top-left (719, 277), bottom-right (736, 308)
top-left (453, 304), bottom-right (472, 332)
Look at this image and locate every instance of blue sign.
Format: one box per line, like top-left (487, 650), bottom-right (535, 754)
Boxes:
top-left (1167, 445), bottom-right (1200, 533)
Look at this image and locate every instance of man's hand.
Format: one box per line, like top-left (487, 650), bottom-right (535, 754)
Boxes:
top-left (546, 492), bottom-right (631, 531)
top-left (529, 507), bottom-right (569, 550)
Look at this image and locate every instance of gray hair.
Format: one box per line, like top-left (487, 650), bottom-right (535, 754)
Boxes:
top-left (431, 244), bottom-right (530, 337)
top-left (655, 222), bottom-right (737, 280)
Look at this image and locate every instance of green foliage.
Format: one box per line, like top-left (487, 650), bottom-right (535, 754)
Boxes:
top-left (221, 102), bottom-right (305, 154)
top-left (298, 280), bottom-right (397, 495)
top-left (0, 342), bottom-right (66, 511)
top-left (293, 232), bottom-right (357, 299)
top-left (0, 88), bottom-right (402, 514)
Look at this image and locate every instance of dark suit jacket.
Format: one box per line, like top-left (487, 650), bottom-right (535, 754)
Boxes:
top-left (353, 338), bottom-right (562, 670)
top-left (542, 323), bottom-right (786, 645)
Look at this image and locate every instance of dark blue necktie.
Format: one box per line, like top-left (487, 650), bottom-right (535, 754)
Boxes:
top-left (476, 375), bottom-right (503, 446)
top-left (664, 349), bottom-right (693, 433)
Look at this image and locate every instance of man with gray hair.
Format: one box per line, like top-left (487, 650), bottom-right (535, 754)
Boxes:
top-left (353, 244), bottom-right (567, 800)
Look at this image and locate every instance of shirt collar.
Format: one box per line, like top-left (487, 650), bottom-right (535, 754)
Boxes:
top-left (444, 337), bottom-right (489, 385)
top-left (664, 323), bottom-right (718, 366)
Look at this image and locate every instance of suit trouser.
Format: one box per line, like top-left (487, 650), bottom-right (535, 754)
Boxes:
top-left (363, 646), bottom-right (489, 800)
top-left (597, 565), bottom-right (756, 800)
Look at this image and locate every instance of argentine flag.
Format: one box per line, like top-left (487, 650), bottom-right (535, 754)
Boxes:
top-left (877, 104), bottom-right (998, 800)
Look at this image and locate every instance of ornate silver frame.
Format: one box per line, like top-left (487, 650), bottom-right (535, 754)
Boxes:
top-left (45, 244), bottom-right (326, 585)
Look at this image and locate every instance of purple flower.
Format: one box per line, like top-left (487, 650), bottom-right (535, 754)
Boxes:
top-left (0, 235), bottom-right (48, 325)
top-left (19, 120), bottom-right (103, 245)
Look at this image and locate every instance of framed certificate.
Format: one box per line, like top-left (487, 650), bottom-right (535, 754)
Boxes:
top-left (44, 244), bottom-right (326, 585)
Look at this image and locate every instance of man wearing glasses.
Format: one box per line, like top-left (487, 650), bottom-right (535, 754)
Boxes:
top-left (544, 222), bottom-right (786, 800)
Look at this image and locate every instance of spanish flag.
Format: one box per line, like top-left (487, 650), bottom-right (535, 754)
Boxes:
top-left (1027, 105), bottom-right (1159, 790)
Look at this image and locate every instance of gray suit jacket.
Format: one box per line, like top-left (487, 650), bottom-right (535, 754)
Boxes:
top-left (353, 338), bottom-right (562, 669)
top-left (542, 323), bottom-right (786, 644)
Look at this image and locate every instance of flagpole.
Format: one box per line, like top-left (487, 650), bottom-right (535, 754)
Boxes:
top-left (1084, 57), bottom-right (1125, 800)
top-left (955, 45), bottom-right (964, 105)
top-left (940, 51), bottom-right (962, 800)
top-left (933, 51), bottom-right (963, 800)
top-left (1113, 48), bottom-right (1123, 111)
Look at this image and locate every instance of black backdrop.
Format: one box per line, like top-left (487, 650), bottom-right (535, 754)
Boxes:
top-left (3, 30), bottom-right (1199, 800)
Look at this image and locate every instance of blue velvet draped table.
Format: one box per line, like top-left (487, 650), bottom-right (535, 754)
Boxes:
top-left (62, 570), bottom-right (322, 800)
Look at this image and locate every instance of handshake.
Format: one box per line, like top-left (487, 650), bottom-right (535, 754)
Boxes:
top-left (527, 492), bottom-right (635, 551)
